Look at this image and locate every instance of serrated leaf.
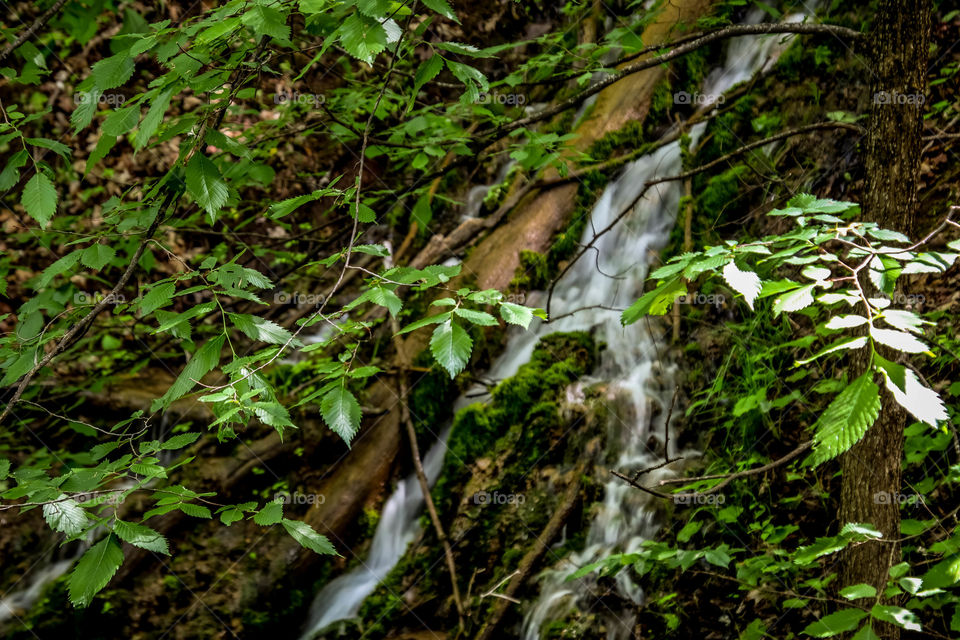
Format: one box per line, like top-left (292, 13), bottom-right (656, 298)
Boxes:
top-left (177, 503), bottom-right (211, 518)
top-left (67, 535), bottom-right (124, 607)
top-left (413, 55), bottom-right (444, 95)
top-left (500, 302), bottom-right (534, 329)
top-left (135, 88), bottom-right (173, 149)
top-left (230, 313), bottom-right (297, 345)
top-left (282, 518), bottom-right (338, 555)
top-left (722, 262), bottom-right (761, 310)
top-left (101, 105), bottom-right (140, 137)
top-left (185, 153), bottom-right (228, 223)
top-left (242, 4), bottom-right (291, 40)
top-left (622, 277), bottom-right (687, 325)
top-left (795, 336), bottom-right (868, 365)
top-left (872, 328), bottom-right (929, 354)
top-left (875, 358), bottom-right (947, 427)
top-left (839, 584), bottom-right (877, 600)
top-left (454, 307), bottom-right (498, 326)
top-left (824, 315), bottom-right (868, 330)
top-left (21, 172), bottom-right (57, 227)
top-left (81, 244), bottom-right (116, 271)
top-left (802, 609), bottom-right (869, 637)
top-left (421, 0), bottom-right (458, 21)
top-left (878, 310), bottom-right (927, 335)
top-left (43, 495), bottom-right (89, 536)
top-left (396, 311), bottom-right (450, 335)
top-left (810, 372), bottom-right (881, 464)
top-left (367, 287), bottom-right (402, 316)
top-left (139, 282), bottom-right (175, 316)
top-left (253, 501), bottom-right (283, 526)
top-left (155, 335), bottom-right (225, 409)
top-left (161, 433), bottom-right (201, 450)
top-left (430, 319), bottom-right (472, 378)
top-left (113, 520), bottom-right (169, 554)
top-left (321, 383), bottom-right (361, 444)
top-left (870, 605), bottom-right (921, 632)
top-left (773, 283), bottom-right (816, 316)
top-left (339, 13), bottom-right (387, 64)
top-left (91, 54), bottom-right (135, 89)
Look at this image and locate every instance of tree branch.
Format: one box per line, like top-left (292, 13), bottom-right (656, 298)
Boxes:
top-left (0, 0), bottom-right (70, 63)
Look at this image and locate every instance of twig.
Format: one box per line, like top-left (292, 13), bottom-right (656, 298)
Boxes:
top-left (0, 0), bottom-right (70, 63)
top-left (545, 121), bottom-right (864, 316)
top-left (391, 314), bottom-right (465, 629)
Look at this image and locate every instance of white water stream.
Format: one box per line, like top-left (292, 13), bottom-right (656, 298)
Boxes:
top-left (299, 9), bottom-right (809, 639)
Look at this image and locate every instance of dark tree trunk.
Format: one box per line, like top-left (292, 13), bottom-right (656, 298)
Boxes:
top-left (839, 0), bottom-right (931, 635)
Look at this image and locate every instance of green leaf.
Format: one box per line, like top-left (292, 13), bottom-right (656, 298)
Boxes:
top-left (810, 372), bottom-right (881, 464)
top-left (366, 287), bottom-right (402, 317)
top-left (43, 495), bottom-right (89, 536)
top-left (81, 244), bottom-right (116, 271)
top-left (102, 105), bottom-right (140, 137)
top-left (802, 609), bottom-right (869, 637)
top-left (430, 319), bottom-right (472, 378)
top-left (722, 261), bottom-right (761, 310)
top-left (0, 149), bottom-right (28, 189)
top-left (135, 88), bottom-right (174, 149)
top-left (35, 249), bottom-right (82, 290)
top-left (25, 137), bottom-right (71, 159)
top-left (850, 625), bottom-right (881, 640)
top-left (824, 315), bottom-right (868, 330)
top-left (454, 308), bottom-right (498, 326)
top-left (321, 383), bottom-right (362, 444)
top-left (356, 0), bottom-right (391, 16)
top-left (870, 605), bottom-right (921, 632)
top-left (155, 335), bottom-right (225, 409)
top-left (839, 584), bottom-right (877, 600)
top-left (413, 55), bottom-right (444, 95)
top-left (253, 501), bottom-right (283, 526)
top-left (622, 277), bottom-right (687, 325)
top-left (500, 302), bottom-right (534, 329)
top-left (421, 0), bottom-right (458, 22)
top-left (871, 328), bottom-right (929, 354)
top-left (67, 535), bottom-right (124, 607)
top-left (113, 520), bottom-right (169, 554)
top-left (21, 172), bottom-right (57, 227)
top-left (773, 283), bottom-right (816, 316)
top-left (339, 13), bottom-right (387, 65)
top-left (242, 4), bottom-right (291, 40)
top-left (396, 311), bottom-right (450, 335)
top-left (879, 309), bottom-right (928, 334)
top-left (281, 518), bottom-right (338, 555)
top-left (230, 313), bottom-right (297, 345)
top-left (875, 357), bottom-right (946, 427)
top-left (161, 433), bottom-right (201, 450)
top-left (91, 53), bottom-right (135, 89)
top-left (177, 503), bottom-right (212, 518)
top-left (185, 153), bottom-right (229, 223)
top-left (139, 282), bottom-right (176, 316)
top-left (795, 336), bottom-right (868, 366)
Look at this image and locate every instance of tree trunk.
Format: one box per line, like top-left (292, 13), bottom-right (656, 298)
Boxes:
top-left (839, 0), bottom-right (930, 634)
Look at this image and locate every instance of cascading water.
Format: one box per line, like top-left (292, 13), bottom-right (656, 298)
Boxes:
top-left (520, 10), bottom-right (813, 639)
top-left (298, 7), bottom-right (811, 639)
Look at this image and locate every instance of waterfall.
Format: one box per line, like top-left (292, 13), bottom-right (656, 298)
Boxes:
top-left (298, 6), bottom-right (812, 639)
top-left (520, 9), bottom-right (813, 639)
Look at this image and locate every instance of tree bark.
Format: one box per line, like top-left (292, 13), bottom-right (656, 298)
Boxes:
top-left (839, 1), bottom-right (931, 634)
